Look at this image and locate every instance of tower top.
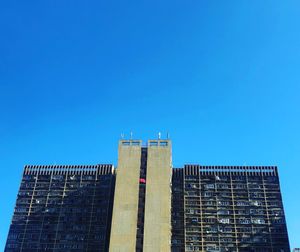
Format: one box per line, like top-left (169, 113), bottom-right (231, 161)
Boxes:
top-left (119, 139), bottom-right (171, 147)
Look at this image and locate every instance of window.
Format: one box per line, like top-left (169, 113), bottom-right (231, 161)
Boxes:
top-left (203, 192), bottom-right (214, 197)
top-left (239, 218), bottom-right (251, 224)
top-left (149, 141), bottom-right (158, 146)
top-left (252, 218), bottom-right (265, 224)
top-left (217, 210), bottom-right (230, 215)
top-left (218, 184), bottom-right (229, 189)
top-left (237, 201), bottom-right (249, 206)
top-left (218, 218), bottom-right (230, 224)
top-left (218, 201), bottom-right (230, 206)
top-left (6, 244), bottom-right (19, 249)
top-left (235, 184), bottom-right (246, 189)
top-left (205, 184), bottom-right (215, 189)
top-left (250, 209), bottom-right (264, 215)
top-left (52, 175), bottom-right (64, 181)
top-left (204, 201), bottom-right (215, 206)
top-left (15, 207), bottom-right (27, 213)
top-left (205, 226), bottom-right (218, 233)
top-left (24, 175), bottom-right (34, 181)
top-left (160, 141), bottom-right (168, 146)
top-left (251, 200), bottom-right (263, 206)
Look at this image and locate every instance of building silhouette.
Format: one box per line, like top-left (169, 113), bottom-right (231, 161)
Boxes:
top-left (6, 139), bottom-right (290, 252)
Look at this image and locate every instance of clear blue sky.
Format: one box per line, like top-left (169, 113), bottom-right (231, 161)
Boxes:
top-left (1, 1), bottom-right (299, 250)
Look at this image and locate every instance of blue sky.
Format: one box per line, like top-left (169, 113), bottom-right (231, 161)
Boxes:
top-left (1, 1), bottom-right (299, 249)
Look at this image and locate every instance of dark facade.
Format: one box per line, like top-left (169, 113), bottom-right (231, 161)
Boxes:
top-left (135, 147), bottom-right (148, 251)
top-left (171, 165), bottom-right (290, 252)
top-left (5, 164), bottom-right (115, 252)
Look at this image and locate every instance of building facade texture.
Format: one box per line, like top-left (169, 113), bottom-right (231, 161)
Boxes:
top-left (171, 165), bottom-right (290, 252)
top-left (5, 165), bottom-right (115, 252)
top-left (6, 139), bottom-right (290, 252)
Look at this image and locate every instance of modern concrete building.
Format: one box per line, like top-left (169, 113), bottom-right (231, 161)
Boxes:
top-left (6, 138), bottom-right (290, 252)
top-left (109, 139), bottom-right (172, 252)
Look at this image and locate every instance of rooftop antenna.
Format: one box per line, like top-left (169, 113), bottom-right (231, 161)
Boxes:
top-left (130, 131), bottom-right (133, 139)
top-left (167, 132), bottom-right (170, 139)
top-left (158, 132), bottom-right (161, 139)
top-left (121, 133), bottom-right (124, 139)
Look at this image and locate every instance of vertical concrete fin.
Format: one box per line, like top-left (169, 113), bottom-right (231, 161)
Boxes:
top-left (143, 139), bottom-right (172, 252)
top-left (109, 140), bottom-right (142, 252)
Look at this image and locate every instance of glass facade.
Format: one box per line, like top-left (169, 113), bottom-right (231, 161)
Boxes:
top-left (171, 165), bottom-right (290, 252)
top-left (171, 169), bottom-right (185, 251)
top-left (5, 165), bottom-right (115, 252)
top-left (135, 147), bottom-right (148, 252)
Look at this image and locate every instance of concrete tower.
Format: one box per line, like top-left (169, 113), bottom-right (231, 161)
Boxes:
top-left (109, 139), bottom-right (172, 252)
top-left (143, 140), bottom-right (172, 252)
top-left (109, 140), bottom-right (142, 251)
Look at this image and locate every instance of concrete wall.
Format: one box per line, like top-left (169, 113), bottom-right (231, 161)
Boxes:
top-left (143, 140), bottom-right (172, 252)
top-left (109, 140), bottom-right (142, 252)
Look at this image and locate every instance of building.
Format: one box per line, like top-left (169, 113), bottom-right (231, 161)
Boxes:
top-left (5, 139), bottom-right (290, 252)
top-left (171, 165), bottom-right (290, 252)
top-left (109, 139), bottom-right (172, 252)
top-left (5, 165), bottom-right (115, 251)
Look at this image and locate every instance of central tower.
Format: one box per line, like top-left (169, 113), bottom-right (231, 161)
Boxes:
top-left (109, 139), bottom-right (172, 252)
top-left (143, 140), bottom-right (172, 252)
